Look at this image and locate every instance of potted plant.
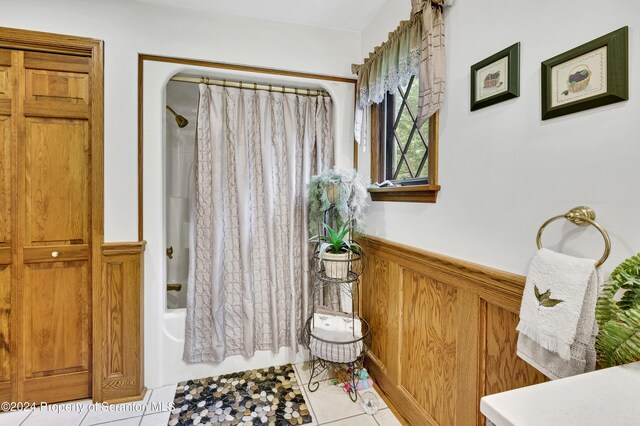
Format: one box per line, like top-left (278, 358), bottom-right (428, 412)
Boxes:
top-left (308, 168), bottom-right (369, 235)
top-left (595, 253), bottom-right (640, 367)
top-left (310, 222), bottom-right (362, 279)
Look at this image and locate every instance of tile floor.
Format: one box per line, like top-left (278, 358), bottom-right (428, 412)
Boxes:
top-left (0, 363), bottom-right (403, 426)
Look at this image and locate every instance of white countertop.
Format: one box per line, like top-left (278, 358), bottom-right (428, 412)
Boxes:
top-left (480, 362), bottom-right (640, 426)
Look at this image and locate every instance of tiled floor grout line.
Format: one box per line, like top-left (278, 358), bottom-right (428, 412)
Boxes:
top-left (294, 363), bottom-right (320, 425)
top-left (373, 412), bottom-right (382, 426)
top-left (82, 388), bottom-right (154, 426)
top-left (18, 409), bottom-right (33, 426)
top-left (79, 406), bottom-right (91, 425)
top-left (316, 412), bottom-right (374, 425)
top-left (300, 385), bottom-right (319, 425)
top-left (86, 413), bottom-right (144, 426)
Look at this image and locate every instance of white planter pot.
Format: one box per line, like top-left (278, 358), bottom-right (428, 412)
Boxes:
top-left (323, 251), bottom-right (350, 279)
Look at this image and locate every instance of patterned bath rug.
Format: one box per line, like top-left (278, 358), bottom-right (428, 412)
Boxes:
top-left (168, 364), bottom-right (313, 426)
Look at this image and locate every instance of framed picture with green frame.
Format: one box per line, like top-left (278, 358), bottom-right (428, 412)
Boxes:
top-left (541, 26), bottom-right (628, 120)
top-left (470, 42), bottom-right (520, 111)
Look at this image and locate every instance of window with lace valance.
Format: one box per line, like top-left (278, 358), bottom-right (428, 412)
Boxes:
top-left (353, 0), bottom-right (450, 202)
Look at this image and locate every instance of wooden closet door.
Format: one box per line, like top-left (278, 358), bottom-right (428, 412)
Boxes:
top-left (18, 51), bottom-right (92, 402)
top-left (0, 48), bottom-right (14, 402)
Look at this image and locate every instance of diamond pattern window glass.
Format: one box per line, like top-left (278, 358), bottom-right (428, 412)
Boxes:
top-left (380, 76), bottom-right (430, 184)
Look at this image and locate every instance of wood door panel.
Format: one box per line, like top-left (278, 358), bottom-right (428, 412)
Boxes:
top-left (23, 51), bottom-right (91, 74)
top-left (0, 49), bottom-right (10, 67)
top-left (25, 70), bottom-right (89, 105)
top-left (0, 116), bottom-right (10, 246)
top-left (0, 29), bottom-right (105, 405)
top-left (0, 61), bottom-right (10, 115)
top-left (23, 261), bottom-right (90, 379)
top-left (483, 302), bottom-right (546, 396)
top-left (400, 269), bottom-right (458, 426)
top-left (23, 371), bottom-right (90, 403)
top-left (0, 248), bottom-right (10, 265)
top-left (23, 244), bottom-right (89, 263)
top-left (25, 117), bottom-right (89, 246)
top-left (0, 265), bottom-right (11, 390)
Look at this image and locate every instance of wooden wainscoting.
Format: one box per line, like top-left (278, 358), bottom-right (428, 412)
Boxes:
top-left (359, 236), bottom-right (546, 426)
top-left (95, 241), bottom-right (146, 403)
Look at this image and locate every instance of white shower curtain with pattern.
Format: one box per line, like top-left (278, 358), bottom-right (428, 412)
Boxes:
top-left (184, 84), bottom-right (334, 363)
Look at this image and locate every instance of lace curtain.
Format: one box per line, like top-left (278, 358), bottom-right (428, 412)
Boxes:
top-left (352, 13), bottom-right (422, 151)
top-left (183, 84), bottom-right (334, 362)
top-left (352, 0), bottom-right (451, 150)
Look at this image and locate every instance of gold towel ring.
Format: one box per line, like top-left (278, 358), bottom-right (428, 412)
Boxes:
top-left (536, 206), bottom-right (611, 267)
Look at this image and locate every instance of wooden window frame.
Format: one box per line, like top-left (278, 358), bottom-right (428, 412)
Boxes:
top-left (368, 103), bottom-right (440, 203)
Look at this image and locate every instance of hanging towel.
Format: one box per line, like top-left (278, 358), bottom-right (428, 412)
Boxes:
top-left (516, 248), bottom-right (598, 364)
top-left (517, 268), bottom-right (601, 379)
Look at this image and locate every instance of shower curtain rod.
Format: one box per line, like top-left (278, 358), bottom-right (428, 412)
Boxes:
top-left (170, 75), bottom-right (330, 97)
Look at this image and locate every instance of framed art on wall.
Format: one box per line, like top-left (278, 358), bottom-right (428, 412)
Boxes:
top-left (470, 42), bottom-right (520, 111)
top-left (541, 26), bottom-right (628, 120)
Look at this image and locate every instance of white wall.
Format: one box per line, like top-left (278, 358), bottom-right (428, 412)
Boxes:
top-left (0, 0), bottom-right (360, 242)
top-left (359, 0), bottom-right (640, 275)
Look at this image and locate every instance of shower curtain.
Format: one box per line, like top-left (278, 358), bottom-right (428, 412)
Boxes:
top-left (184, 84), bottom-right (334, 362)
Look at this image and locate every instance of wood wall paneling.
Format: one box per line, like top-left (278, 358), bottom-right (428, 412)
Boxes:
top-left (97, 242), bottom-right (146, 403)
top-left (400, 270), bottom-right (458, 425)
top-left (482, 302), bottom-right (547, 396)
top-left (361, 255), bottom-right (390, 370)
top-left (359, 236), bottom-right (546, 426)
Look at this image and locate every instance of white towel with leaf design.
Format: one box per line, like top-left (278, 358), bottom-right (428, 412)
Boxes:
top-left (516, 248), bottom-right (598, 362)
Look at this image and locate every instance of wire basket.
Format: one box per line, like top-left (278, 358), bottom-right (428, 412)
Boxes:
top-left (302, 316), bottom-right (370, 364)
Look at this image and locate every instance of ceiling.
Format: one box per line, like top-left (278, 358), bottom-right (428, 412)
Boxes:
top-left (133, 0), bottom-right (388, 32)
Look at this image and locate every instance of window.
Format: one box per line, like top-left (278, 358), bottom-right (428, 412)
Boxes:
top-left (368, 76), bottom-right (440, 202)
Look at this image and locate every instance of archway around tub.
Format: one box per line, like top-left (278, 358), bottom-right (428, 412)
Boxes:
top-left (165, 72), bottom-right (338, 310)
top-left (139, 55), bottom-right (357, 389)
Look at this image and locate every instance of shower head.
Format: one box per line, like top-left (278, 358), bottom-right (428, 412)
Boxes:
top-left (166, 105), bottom-right (189, 128)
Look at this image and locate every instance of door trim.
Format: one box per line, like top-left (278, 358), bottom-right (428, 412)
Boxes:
top-left (0, 27), bottom-right (104, 403)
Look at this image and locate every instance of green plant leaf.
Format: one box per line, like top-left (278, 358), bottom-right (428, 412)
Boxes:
top-left (534, 285), bottom-right (563, 308)
top-left (540, 297), bottom-right (564, 308)
top-left (596, 307), bottom-right (640, 368)
top-left (596, 253), bottom-right (640, 367)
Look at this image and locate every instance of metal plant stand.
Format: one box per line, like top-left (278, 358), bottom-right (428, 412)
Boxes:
top-left (302, 209), bottom-right (370, 402)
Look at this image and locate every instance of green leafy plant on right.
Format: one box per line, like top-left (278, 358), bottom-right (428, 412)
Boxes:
top-left (595, 253), bottom-right (640, 368)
